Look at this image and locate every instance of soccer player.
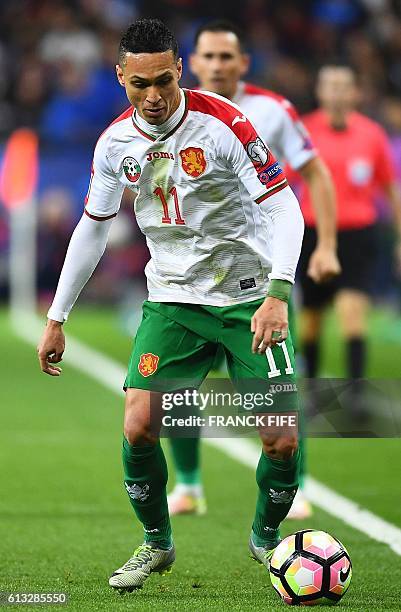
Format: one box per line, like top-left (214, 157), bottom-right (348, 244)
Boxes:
top-left (37, 18), bottom-right (304, 591)
top-left (167, 20), bottom-right (340, 520)
top-left (297, 66), bottom-right (401, 400)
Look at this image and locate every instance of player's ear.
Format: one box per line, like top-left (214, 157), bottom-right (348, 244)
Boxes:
top-left (240, 53), bottom-right (250, 77)
top-left (116, 64), bottom-right (125, 87)
top-left (176, 57), bottom-right (183, 81)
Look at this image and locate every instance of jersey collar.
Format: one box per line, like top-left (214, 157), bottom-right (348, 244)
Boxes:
top-left (132, 89), bottom-right (188, 142)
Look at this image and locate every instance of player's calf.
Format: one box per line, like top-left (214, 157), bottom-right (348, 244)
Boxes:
top-left (251, 435), bottom-right (300, 551)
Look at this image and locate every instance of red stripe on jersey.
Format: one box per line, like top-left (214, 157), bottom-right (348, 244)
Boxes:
top-left (255, 179), bottom-right (288, 203)
top-left (188, 89), bottom-right (265, 152)
top-left (243, 82), bottom-right (300, 123)
top-left (96, 106), bottom-right (133, 143)
top-left (187, 89), bottom-right (287, 196)
top-left (107, 106), bottom-right (133, 128)
top-left (84, 209), bottom-right (117, 222)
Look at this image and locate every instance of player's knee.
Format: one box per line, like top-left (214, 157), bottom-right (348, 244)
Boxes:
top-left (123, 424), bottom-right (158, 446)
top-left (124, 389), bottom-right (158, 446)
top-left (262, 434), bottom-right (298, 460)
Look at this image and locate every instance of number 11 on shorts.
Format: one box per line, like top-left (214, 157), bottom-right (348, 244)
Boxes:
top-left (266, 342), bottom-right (294, 378)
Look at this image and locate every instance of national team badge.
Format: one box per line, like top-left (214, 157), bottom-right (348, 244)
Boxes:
top-left (138, 353), bottom-right (159, 377)
top-left (179, 147), bottom-right (207, 178)
top-left (122, 156), bottom-right (141, 182)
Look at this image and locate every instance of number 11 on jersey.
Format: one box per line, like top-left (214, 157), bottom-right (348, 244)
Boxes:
top-left (154, 186), bottom-right (186, 225)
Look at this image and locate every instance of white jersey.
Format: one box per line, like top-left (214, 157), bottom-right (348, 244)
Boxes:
top-left (233, 81), bottom-right (315, 170)
top-left (85, 88), bottom-right (300, 306)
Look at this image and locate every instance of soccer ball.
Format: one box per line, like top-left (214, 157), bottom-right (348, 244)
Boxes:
top-left (269, 529), bottom-right (352, 606)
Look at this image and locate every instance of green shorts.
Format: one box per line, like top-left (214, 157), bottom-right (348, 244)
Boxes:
top-left (125, 300), bottom-right (298, 411)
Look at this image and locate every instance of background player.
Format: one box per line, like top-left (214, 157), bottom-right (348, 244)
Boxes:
top-left (37, 19), bottom-right (305, 592)
top-left (297, 65), bottom-right (401, 414)
top-left (167, 20), bottom-right (340, 520)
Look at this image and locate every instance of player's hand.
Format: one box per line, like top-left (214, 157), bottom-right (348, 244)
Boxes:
top-left (307, 246), bottom-right (341, 283)
top-left (37, 320), bottom-right (65, 376)
top-left (251, 297), bottom-right (288, 354)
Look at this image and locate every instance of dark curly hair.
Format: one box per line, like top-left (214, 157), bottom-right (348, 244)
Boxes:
top-left (119, 19), bottom-right (179, 65)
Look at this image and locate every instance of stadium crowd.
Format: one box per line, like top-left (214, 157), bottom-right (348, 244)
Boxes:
top-left (1, 0), bottom-right (401, 308)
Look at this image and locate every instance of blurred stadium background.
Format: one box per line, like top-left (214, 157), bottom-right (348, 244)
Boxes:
top-left (1, 1), bottom-right (401, 610)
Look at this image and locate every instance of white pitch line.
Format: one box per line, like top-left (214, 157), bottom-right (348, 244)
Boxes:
top-left (16, 311), bottom-right (401, 556)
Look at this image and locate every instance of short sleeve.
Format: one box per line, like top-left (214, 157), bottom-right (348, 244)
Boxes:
top-left (373, 126), bottom-right (396, 188)
top-left (217, 113), bottom-right (288, 204)
top-left (275, 99), bottom-right (316, 170)
top-left (84, 135), bottom-right (124, 220)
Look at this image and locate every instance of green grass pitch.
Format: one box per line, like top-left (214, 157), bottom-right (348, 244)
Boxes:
top-left (1, 307), bottom-right (401, 611)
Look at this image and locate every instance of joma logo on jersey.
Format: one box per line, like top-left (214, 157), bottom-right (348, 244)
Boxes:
top-left (122, 156), bottom-right (141, 182)
top-left (146, 151), bottom-right (175, 162)
top-left (179, 147), bottom-right (207, 177)
top-left (138, 353), bottom-right (159, 377)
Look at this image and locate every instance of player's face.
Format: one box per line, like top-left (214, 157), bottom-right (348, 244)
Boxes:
top-left (116, 50), bottom-right (182, 125)
top-left (316, 68), bottom-right (359, 115)
top-left (190, 31), bottom-right (249, 100)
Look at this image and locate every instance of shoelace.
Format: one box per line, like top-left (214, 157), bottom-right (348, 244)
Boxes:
top-left (121, 544), bottom-right (154, 571)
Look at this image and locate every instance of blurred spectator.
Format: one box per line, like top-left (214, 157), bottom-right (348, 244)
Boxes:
top-left (37, 188), bottom-right (75, 306)
top-left (39, 4), bottom-right (101, 69)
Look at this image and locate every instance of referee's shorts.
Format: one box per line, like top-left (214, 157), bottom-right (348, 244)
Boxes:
top-left (297, 224), bottom-right (378, 308)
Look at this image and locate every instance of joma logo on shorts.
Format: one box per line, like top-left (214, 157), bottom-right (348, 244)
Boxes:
top-left (146, 151), bottom-right (175, 161)
top-left (270, 383), bottom-right (298, 393)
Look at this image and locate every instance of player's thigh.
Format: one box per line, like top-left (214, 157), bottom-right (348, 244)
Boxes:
top-left (220, 301), bottom-right (299, 412)
top-left (125, 301), bottom-right (217, 392)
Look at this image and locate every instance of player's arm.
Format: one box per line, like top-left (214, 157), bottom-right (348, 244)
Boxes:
top-left (37, 215), bottom-right (114, 375)
top-left (219, 113), bottom-right (304, 353)
top-left (298, 157), bottom-right (340, 282)
top-left (37, 137), bottom-right (124, 376)
top-left (252, 185), bottom-right (304, 353)
top-left (275, 100), bottom-right (340, 283)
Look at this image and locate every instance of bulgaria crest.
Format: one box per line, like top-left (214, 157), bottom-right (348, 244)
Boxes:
top-left (122, 156), bottom-right (141, 182)
top-left (138, 352), bottom-right (159, 377)
top-left (179, 147), bottom-right (207, 178)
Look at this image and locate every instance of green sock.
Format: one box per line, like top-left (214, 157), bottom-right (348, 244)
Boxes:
top-left (122, 437), bottom-right (172, 549)
top-left (252, 447), bottom-right (300, 544)
top-left (169, 437), bottom-right (201, 485)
